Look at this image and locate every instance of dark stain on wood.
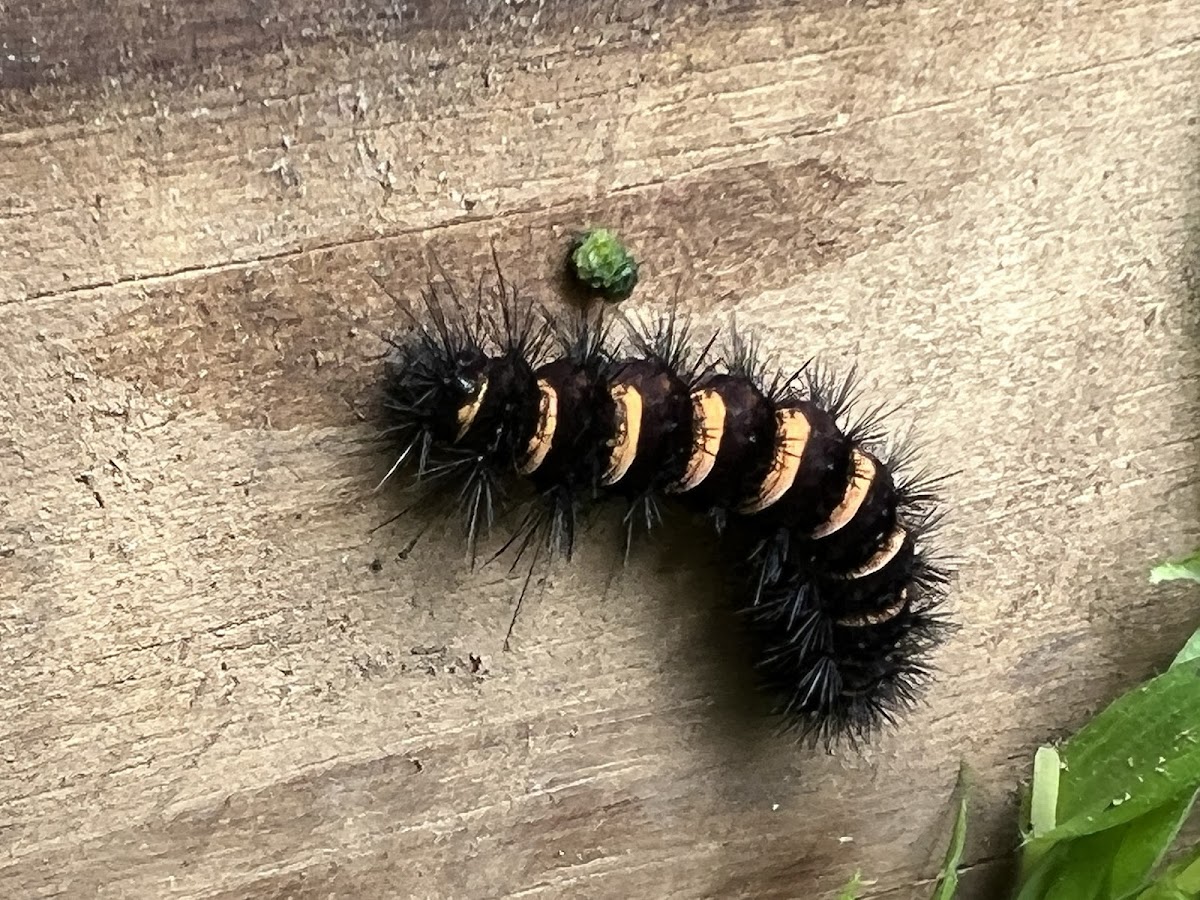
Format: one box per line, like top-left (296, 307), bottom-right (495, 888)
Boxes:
top-left (86, 155), bottom-right (903, 430)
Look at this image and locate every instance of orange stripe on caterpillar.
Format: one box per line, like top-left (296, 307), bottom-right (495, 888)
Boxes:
top-left (739, 407), bottom-right (811, 514)
top-left (517, 379), bottom-right (558, 475)
top-left (812, 450), bottom-right (876, 538)
top-left (669, 389), bottom-right (726, 493)
top-left (836, 588), bottom-right (910, 628)
top-left (840, 527), bottom-right (907, 580)
top-left (454, 377), bottom-right (489, 442)
top-left (601, 383), bottom-right (642, 486)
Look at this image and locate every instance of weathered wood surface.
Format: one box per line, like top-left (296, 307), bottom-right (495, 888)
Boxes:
top-left (1, 2), bottom-right (1198, 897)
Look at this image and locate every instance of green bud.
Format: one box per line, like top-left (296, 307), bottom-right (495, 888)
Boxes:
top-left (567, 228), bottom-right (639, 302)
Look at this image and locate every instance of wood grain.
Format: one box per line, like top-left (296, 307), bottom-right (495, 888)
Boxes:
top-left (2, 1), bottom-right (1198, 897)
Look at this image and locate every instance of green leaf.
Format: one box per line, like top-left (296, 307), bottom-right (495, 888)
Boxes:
top-left (1015, 842), bottom-right (1072, 900)
top-left (1016, 627), bottom-right (1200, 900)
top-left (1041, 825), bottom-right (1128, 900)
top-left (1150, 549), bottom-right (1200, 585)
top-left (1173, 630), bottom-right (1200, 669)
top-left (931, 781), bottom-right (969, 900)
top-left (1109, 790), bottom-right (1198, 898)
top-left (1020, 747), bottom-right (1062, 878)
top-left (1033, 657), bottom-right (1200, 844)
top-left (1031, 746), bottom-right (1062, 837)
top-left (1135, 885), bottom-right (1192, 900)
top-left (837, 870), bottom-right (865, 899)
top-left (1135, 886), bottom-right (1191, 900)
top-left (1015, 794), bottom-right (1196, 900)
top-left (1136, 843), bottom-right (1200, 899)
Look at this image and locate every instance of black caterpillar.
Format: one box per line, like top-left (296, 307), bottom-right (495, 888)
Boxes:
top-left (376, 269), bottom-right (951, 744)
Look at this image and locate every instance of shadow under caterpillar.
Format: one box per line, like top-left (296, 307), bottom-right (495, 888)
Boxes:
top-left (374, 266), bottom-right (953, 746)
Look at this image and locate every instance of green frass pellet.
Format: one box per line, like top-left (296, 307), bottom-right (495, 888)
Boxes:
top-left (567, 228), bottom-right (639, 302)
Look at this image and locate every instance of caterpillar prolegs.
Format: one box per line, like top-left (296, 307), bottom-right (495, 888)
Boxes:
top-left (377, 273), bottom-right (951, 744)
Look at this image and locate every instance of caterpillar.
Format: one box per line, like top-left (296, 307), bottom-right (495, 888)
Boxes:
top-left (375, 266), bottom-right (951, 745)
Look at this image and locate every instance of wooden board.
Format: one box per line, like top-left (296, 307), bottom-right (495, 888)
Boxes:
top-left (2, 2), bottom-right (1198, 897)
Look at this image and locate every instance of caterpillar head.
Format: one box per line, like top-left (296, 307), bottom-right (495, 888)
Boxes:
top-left (382, 331), bottom-right (490, 446)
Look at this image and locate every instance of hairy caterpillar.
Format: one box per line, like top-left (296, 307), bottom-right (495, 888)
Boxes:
top-left (375, 267), bottom-right (951, 744)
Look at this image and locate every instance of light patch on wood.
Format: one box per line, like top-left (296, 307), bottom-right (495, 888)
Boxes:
top-left (517, 379), bottom-right (558, 475)
top-left (837, 588), bottom-right (911, 628)
top-left (454, 377), bottom-right (489, 442)
top-left (670, 389), bottom-right (726, 493)
top-left (841, 527), bottom-right (907, 580)
top-left (601, 383), bottom-right (643, 485)
top-left (739, 407), bottom-right (811, 513)
top-left (813, 450), bottom-right (876, 538)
